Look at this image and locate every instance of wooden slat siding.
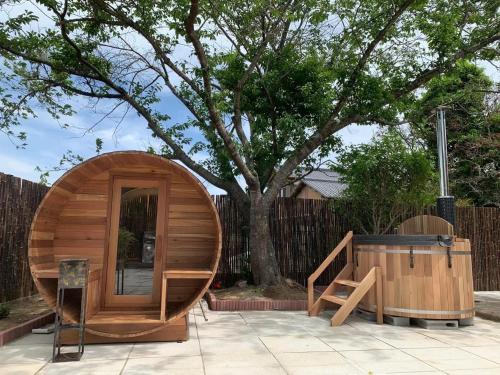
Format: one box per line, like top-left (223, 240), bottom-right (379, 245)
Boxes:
top-left (165, 172), bottom-right (216, 304)
top-left (0, 173), bottom-right (49, 302)
top-left (52, 173), bottom-right (109, 267)
top-left (354, 243), bottom-right (474, 319)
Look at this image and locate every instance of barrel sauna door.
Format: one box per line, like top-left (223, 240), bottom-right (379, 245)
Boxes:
top-left (104, 174), bottom-right (169, 308)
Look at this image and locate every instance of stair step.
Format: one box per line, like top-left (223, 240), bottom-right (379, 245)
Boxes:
top-left (334, 279), bottom-right (360, 288)
top-left (320, 295), bottom-right (346, 305)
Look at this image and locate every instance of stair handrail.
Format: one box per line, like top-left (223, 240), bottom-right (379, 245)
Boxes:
top-left (307, 231), bottom-right (353, 311)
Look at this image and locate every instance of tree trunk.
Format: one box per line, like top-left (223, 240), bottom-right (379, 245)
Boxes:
top-left (247, 190), bottom-right (283, 286)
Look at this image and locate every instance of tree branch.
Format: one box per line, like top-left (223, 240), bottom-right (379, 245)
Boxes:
top-left (2, 3), bottom-right (247, 202)
top-left (265, 9), bottom-right (499, 205)
top-left (88, 0), bottom-right (204, 97)
top-left (394, 31), bottom-right (500, 99)
top-left (185, 0), bottom-right (258, 186)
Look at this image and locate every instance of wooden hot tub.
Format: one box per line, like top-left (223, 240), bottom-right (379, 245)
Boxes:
top-left (353, 234), bottom-right (474, 320)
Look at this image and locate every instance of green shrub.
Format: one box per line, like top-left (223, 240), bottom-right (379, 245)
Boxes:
top-left (0, 303), bottom-right (9, 319)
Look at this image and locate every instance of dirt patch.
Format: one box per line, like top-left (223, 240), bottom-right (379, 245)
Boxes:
top-left (0, 295), bottom-right (51, 332)
top-left (212, 280), bottom-right (311, 301)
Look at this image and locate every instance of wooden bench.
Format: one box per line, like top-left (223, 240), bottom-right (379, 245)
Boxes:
top-left (160, 269), bottom-right (213, 321)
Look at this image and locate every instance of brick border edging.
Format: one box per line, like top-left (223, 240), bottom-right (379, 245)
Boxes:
top-left (205, 291), bottom-right (307, 311)
top-left (0, 312), bottom-right (54, 347)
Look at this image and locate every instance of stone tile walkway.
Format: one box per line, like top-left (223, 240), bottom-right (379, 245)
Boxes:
top-left (474, 291), bottom-right (500, 322)
top-left (1, 302), bottom-right (500, 375)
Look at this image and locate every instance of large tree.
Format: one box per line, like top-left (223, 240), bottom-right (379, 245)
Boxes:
top-left (0, 0), bottom-right (498, 285)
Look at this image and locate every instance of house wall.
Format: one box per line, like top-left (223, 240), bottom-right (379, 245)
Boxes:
top-left (296, 186), bottom-right (324, 200)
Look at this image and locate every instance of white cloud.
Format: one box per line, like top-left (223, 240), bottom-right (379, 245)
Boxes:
top-left (0, 152), bottom-right (40, 182)
top-left (338, 124), bottom-right (379, 146)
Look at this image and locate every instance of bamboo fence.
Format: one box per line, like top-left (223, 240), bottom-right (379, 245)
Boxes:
top-left (0, 173), bottom-right (498, 302)
top-left (0, 173), bottom-right (49, 302)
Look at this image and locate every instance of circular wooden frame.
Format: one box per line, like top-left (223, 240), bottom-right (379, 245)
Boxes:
top-left (29, 151), bottom-right (221, 338)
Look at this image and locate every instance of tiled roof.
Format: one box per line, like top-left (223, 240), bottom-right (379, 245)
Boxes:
top-left (300, 169), bottom-right (347, 198)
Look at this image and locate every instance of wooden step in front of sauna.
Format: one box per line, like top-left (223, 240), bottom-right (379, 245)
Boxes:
top-left (86, 311), bottom-right (163, 325)
top-left (62, 312), bottom-right (189, 344)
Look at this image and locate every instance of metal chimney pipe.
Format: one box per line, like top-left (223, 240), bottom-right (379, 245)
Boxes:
top-left (435, 107), bottom-right (455, 226)
top-left (436, 108), bottom-right (449, 196)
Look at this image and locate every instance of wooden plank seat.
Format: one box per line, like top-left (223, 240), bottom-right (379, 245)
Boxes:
top-left (33, 263), bottom-right (102, 281)
top-left (164, 269), bottom-right (213, 279)
top-left (161, 269), bottom-right (213, 321)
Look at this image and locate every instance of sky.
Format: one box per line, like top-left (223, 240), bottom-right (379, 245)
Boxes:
top-left (0, 89), bottom-right (378, 194)
top-left (0, 3), bottom-right (497, 194)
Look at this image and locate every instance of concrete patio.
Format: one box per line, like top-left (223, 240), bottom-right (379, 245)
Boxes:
top-left (1, 302), bottom-right (500, 375)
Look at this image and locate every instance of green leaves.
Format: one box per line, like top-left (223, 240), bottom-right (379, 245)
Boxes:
top-left (336, 131), bottom-right (437, 234)
top-left (0, 0), bottom-right (498, 195)
top-left (409, 61), bottom-right (499, 206)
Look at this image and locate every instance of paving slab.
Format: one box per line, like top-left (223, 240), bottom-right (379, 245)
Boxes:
top-left (81, 343), bottom-right (133, 361)
top-left (8, 333), bottom-right (55, 346)
top-left (2, 308), bottom-right (500, 374)
top-left (0, 343), bottom-right (52, 364)
top-left (129, 339), bottom-right (200, 358)
top-left (340, 348), bottom-right (436, 373)
top-left (373, 331), bottom-right (450, 349)
top-left (318, 331), bottom-right (393, 351)
top-left (247, 321), bottom-right (310, 336)
top-left (285, 364), bottom-right (364, 375)
top-left (259, 334), bottom-right (334, 353)
top-left (474, 291), bottom-right (500, 322)
top-left (197, 321), bottom-right (256, 338)
top-left (445, 368), bottom-right (500, 375)
top-left (199, 336), bottom-right (269, 355)
top-left (403, 347), bottom-right (499, 371)
top-left (459, 345), bottom-right (500, 365)
top-left (275, 350), bottom-right (350, 367)
top-left (122, 355), bottom-right (203, 373)
top-left (204, 366), bottom-right (286, 375)
top-left (38, 358), bottom-right (126, 375)
top-left (0, 363), bottom-right (46, 375)
top-left (419, 329), bottom-right (500, 347)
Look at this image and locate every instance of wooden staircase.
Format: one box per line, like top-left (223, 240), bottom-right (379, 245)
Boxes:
top-left (308, 231), bottom-right (383, 326)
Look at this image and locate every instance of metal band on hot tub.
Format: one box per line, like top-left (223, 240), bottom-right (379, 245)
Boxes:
top-left (354, 248), bottom-right (470, 255)
top-left (353, 234), bottom-right (454, 247)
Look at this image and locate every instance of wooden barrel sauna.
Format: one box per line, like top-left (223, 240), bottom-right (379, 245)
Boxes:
top-left (353, 218), bottom-right (474, 320)
top-left (28, 151), bottom-right (221, 343)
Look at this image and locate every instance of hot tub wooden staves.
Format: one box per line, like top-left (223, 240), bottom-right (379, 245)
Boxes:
top-left (29, 151), bottom-right (221, 343)
top-left (353, 235), bottom-right (474, 320)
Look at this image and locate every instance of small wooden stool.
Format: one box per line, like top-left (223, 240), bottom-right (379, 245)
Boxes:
top-left (52, 259), bottom-right (89, 362)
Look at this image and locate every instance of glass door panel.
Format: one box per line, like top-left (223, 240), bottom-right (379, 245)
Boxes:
top-left (105, 175), bottom-right (167, 308)
top-left (115, 187), bottom-right (158, 296)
